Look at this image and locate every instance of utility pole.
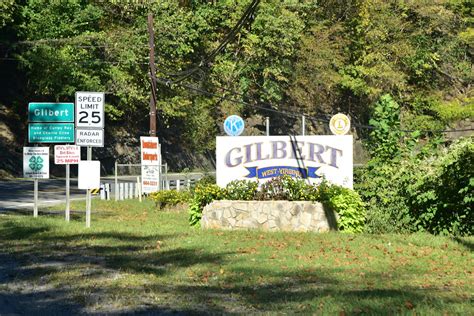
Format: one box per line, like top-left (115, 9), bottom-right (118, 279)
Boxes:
top-left (147, 13), bottom-right (157, 137)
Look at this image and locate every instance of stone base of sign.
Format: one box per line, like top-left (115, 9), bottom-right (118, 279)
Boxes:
top-left (201, 200), bottom-right (337, 232)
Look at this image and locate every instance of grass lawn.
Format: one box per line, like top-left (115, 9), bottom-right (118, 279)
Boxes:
top-left (0, 199), bottom-right (472, 315)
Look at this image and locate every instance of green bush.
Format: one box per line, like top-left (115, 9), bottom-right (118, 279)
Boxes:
top-left (189, 183), bottom-right (225, 226)
top-left (149, 190), bottom-right (191, 210)
top-left (357, 137), bottom-right (473, 236)
top-left (226, 180), bottom-right (258, 200)
top-left (188, 176), bottom-right (366, 233)
top-left (407, 138), bottom-right (473, 236)
top-left (319, 181), bottom-right (366, 234)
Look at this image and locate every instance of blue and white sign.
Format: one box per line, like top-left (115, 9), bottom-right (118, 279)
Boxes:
top-left (223, 115), bottom-right (245, 136)
top-left (216, 136), bottom-right (353, 189)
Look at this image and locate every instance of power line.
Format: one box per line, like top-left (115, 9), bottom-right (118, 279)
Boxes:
top-left (166, 0), bottom-right (260, 83)
top-left (155, 75), bottom-right (474, 134)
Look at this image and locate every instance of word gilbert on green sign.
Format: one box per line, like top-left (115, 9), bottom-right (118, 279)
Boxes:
top-left (28, 103), bottom-right (74, 122)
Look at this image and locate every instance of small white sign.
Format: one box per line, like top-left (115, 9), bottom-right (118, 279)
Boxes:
top-left (23, 147), bottom-right (49, 179)
top-left (78, 161), bottom-right (101, 189)
top-left (140, 136), bottom-right (160, 165)
top-left (329, 113), bottom-right (351, 135)
top-left (216, 136), bottom-right (353, 189)
top-left (140, 136), bottom-right (161, 193)
top-left (75, 91), bottom-right (105, 129)
top-left (76, 128), bottom-right (104, 147)
top-left (54, 145), bottom-right (80, 164)
top-left (141, 165), bottom-right (160, 193)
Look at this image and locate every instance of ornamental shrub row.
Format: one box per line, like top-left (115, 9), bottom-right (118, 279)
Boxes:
top-left (188, 175), bottom-right (366, 233)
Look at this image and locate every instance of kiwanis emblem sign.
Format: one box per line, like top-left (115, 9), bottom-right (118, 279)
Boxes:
top-left (216, 136), bottom-right (353, 189)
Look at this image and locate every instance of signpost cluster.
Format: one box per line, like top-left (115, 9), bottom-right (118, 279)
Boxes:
top-left (24, 92), bottom-right (105, 227)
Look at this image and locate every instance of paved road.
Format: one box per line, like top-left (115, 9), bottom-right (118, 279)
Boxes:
top-left (0, 178), bottom-right (90, 212)
top-left (0, 172), bottom-right (212, 212)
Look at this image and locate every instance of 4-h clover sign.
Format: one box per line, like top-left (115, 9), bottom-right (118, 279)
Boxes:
top-left (29, 156), bottom-right (44, 171)
top-left (23, 147), bottom-right (49, 179)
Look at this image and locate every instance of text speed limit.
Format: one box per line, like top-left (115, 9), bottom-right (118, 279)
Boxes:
top-left (75, 91), bottom-right (104, 128)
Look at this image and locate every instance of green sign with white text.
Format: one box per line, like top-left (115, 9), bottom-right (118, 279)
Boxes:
top-left (28, 123), bottom-right (75, 143)
top-left (28, 103), bottom-right (74, 122)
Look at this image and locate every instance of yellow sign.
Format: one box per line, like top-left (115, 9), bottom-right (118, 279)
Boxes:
top-left (329, 113), bottom-right (351, 135)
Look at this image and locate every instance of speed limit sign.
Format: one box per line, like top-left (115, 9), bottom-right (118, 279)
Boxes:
top-left (75, 92), bottom-right (104, 129)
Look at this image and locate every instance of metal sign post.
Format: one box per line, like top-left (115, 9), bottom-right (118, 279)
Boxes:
top-left (302, 115), bottom-right (306, 136)
top-left (86, 146), bottom-right (92, 228)
top-left (33, 178), bottom-right (38, 217)
top-left (66, 164), bottom-right (70, 221)
top-left (266, 117), bottom-right (270, 136)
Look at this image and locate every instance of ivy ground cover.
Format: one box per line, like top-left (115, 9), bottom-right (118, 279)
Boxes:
top-left (0, 199), bottom-right (472, 315)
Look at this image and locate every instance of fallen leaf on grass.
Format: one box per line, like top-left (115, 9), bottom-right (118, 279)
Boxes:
top-left (405, 300), bottom-right (414, 310)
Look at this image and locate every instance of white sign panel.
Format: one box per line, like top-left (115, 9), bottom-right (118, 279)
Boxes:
top-left (54, 145), bottom-right (80, 164)
top-left (141, 165), bottom-right (160, 193)
top-left (140, 136), bottom-right (160, 165)
top-left (78, 161), bottom-right (101, 189)
top-left (216, 136), bottom-right (353, 189)
top-left (140, 136), bottom-right (161, 193)
top-left (75, 91), bottom-right (105, 128)
top-left (23, 147), bottom-right (50, 179)
top-left (76, 128), bottom-right (104, 147)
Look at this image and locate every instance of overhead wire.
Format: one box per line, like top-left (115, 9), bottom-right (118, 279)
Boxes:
top-left (154, 74), bottom-right (474, 134)
top-left (165, 0), bottom-right (260, 84)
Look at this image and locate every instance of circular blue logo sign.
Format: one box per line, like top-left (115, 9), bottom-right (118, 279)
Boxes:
top-left (223, 115), bottom-right (245, 136)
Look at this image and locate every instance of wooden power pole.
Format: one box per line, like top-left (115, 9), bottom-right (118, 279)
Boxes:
top-left (147, 13), bottom-right (157, 137)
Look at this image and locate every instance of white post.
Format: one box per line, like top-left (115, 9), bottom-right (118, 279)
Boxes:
top-left (129, 183), bottom-right (133, 199)
top-left (105, 183), bottom-right (110, 200)
top-left (124, 182), bottom-right (129, 200)
top-left (119, 183), bottom-right (124, 200)
top-left (33, 178), bottom-right (38, 217)
top-left (65, 164), bottom-right (70, 221)
top-left (114, 161), bottom-right (118, 201)
top-left (176, 179), bottom-right (181, 191)
top-left (187, 178), bottom-right (191, 189)
top-left (302, 115), bottom-right (306, 136)
top-left (137, 176), bottom-right (142, 202)
top-left (266, 116), bottom-right (270, 136)
top-left (165, 163), bottom-right (169, 190)
top-left (100, 183), bottom-right (105, 200)
top-left (86, 146), bottom-right (92, 228)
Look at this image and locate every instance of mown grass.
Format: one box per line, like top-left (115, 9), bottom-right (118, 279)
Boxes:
top-left (0, 199), bottom-right (472, 315)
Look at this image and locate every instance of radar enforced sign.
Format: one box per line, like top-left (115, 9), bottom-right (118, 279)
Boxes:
top-left (23, 147), bottom-right (49, 179)
top-left (76, 129), bottom-right (104, 147)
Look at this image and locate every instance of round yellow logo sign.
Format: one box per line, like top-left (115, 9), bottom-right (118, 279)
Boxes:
top-left (329, 113), bottom-right (351, 135)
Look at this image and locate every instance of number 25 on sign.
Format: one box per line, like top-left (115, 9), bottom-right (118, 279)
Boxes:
top-left (75, 92), bottom-right (104, 128)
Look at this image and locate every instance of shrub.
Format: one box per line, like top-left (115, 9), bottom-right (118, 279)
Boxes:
top-left (357, 137), bottom-right (473, 236)
top-left (319, 181), bottom-right (366, 233)
top-left (225, 180), bottom-right (258, 200)
top-left (189, 183), bottom-right (225, 226)
top-left (149, 190), bottom-right (191, 210)
top-left (407, 138), bottom-right (473, 236)
top-left (188, 176), bottom-right (366, 233)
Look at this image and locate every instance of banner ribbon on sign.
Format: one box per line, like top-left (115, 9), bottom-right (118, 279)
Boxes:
top-left (245, 166), bottom-right (321, 179)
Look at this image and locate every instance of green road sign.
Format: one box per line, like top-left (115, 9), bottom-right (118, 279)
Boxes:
top-left (28, 123), bottom-right (75, 143)
top-left (28, 103), bottom-right (74, 122)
